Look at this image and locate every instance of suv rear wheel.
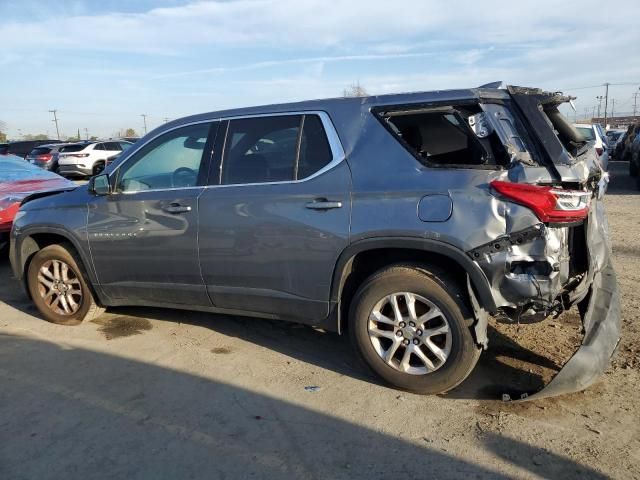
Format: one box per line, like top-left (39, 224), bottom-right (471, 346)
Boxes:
top-left (349, 265), bottom-right (481, 394)
top-left (27, 243), bottom-right (104, 325)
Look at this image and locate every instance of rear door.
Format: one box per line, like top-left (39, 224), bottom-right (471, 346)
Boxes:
top-left (198, 113), bottom-right (351, 322)
top-left (87, 122), bottom-right (218, 306)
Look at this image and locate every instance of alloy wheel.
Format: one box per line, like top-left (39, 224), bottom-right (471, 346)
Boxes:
top-left (368, 292), bottom-right (452, 375)
top-left (36, 259), bottom-right (83, 315)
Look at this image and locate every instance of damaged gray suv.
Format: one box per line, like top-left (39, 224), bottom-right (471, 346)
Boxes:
top-left (10, 85), bottom-right (620, 399)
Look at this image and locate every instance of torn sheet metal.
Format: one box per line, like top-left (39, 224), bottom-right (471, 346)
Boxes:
top-left (470, 88), bottom-right (621, 400)
top-left (521, 260), bottom-right (620, 401)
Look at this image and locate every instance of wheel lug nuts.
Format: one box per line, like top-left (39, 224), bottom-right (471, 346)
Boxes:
top-left (413, 338), bottom-right (420, 345)
top-left (396, 331), bottom-right (403, 337)
top-left (403, 339), bottom-right (410, 346)
top-left (417, 329), bottom-right (423, 336)
top-left (399, 322), bottom-right (406, 328)
top-left (409, 321), bottom-right (415, 327)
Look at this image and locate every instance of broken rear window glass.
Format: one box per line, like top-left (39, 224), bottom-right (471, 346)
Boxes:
top-left (379, 106), bottom-right (509, 167)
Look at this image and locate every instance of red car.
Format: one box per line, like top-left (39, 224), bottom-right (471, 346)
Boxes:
top-left (0, 155), bottom-right (75, 246)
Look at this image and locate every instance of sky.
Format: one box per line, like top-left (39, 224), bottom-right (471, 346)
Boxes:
top-left (1, 0), bottom-right (639, 139)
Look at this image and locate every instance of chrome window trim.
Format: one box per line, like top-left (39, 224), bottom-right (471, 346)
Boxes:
top-left (110, 111), bottom-right (346, 195)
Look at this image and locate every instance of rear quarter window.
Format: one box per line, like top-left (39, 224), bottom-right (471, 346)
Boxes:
top-left (60, 144), bottom-right (88, 153)
top-left (376, 106), bottom-right (503, 167)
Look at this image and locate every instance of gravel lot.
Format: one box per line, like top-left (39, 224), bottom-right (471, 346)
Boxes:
top-left (1, 162), bottom-right (638, 479)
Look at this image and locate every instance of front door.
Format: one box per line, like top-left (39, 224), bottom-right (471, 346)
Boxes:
top-left (87, 122), bottom-right (217, 306)
top-left (198, 113), bottom-right (351, 322)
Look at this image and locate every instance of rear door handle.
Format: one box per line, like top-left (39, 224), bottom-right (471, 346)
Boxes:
top-left (305, 199), bottom-right (343, 210)
top-left (163, 203), bottom-right (192, 214)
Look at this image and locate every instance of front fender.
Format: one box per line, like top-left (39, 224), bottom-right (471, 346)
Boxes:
top-left (10, 224), bottom-right (106, 305)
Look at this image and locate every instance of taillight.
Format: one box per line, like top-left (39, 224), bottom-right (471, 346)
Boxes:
top-left (490, 181), bottom-right (590, 223)
top-left (70, 153), bottom-right (90, 158)
top-left (596, 147), bottom-right (603, 156)
top-left (37, 154), bottom-right (53, 162)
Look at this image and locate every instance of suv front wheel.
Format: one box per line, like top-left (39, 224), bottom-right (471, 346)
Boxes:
top-left (27, 243), bottom-right (105, 325)
top-left (349, 265), bottom-right (481, 394)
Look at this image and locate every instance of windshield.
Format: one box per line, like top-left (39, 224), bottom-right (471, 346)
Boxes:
top-left (30, 147), bottom-right (52, 155)
top-left (575, 127), bottom-right (595, 141)
top-left (607, 131), bottom-right (622, 141)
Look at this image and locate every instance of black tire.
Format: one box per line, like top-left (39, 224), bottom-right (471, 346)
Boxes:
top-left (27, 243), bottom-right (104, 325)
top-left (349, 264), bottom-right (481, 394)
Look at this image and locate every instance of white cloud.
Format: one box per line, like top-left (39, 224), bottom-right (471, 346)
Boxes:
top-left (1, 0), bottom-right (637, 55)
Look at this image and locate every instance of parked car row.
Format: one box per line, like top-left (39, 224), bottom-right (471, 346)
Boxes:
top-left (0, 139), bottom-right (61, 158)
top-left (2, 139), bottom-right (134, 178)
top-left (57, 140), bottom-right (132, 177)
top-left (6, 84), bottom-right (620, 401)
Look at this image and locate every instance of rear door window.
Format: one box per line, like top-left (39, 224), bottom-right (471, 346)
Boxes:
top-left (220, 114), bottom-right (334, 185)
top-left (104, 142), bottom-right (122, 151)
top-left (297, 115), bottom-right (333, 179)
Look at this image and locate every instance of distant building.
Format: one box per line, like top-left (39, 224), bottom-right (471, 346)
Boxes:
top-left (590, 115), bottom-right (640, 128)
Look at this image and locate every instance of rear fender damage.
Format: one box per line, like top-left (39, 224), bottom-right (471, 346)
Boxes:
top-left (467, 188), bottom-right (620, 401)
top-left (465, 89), bottom-right (621, 400)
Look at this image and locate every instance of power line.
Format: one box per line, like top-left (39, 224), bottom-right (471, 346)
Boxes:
top-left (633, 89), bottom-right (640, 117)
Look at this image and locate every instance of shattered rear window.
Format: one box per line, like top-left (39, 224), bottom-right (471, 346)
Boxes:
top-left (378, 105), bottom-right (510, 167)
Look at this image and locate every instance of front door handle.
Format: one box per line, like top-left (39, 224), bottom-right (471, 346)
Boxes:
top-left (163, 203), bottom-right (192, 214)
top-left (305, 199), bottom-right (343, 210)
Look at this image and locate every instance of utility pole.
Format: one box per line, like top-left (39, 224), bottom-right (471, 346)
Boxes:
top-left (633, 88), bottom-right (640, 117)
top-left (592, 106), bottom-right (596, 119)
top-left (141, 114), bottom-right (148, 135)
top-left (583, 107), bottom-right (590, 121)
top-left (84, 128), bottom-right (89, 140)
top-left (611, 99), bottom-right (615, 121)
top-left (603, 82), bottom-right (610, 127)
top-left (49, 109), bottom-right (60, 140)
top-left (596, 96), bottom-right (604, 119)
top-left (163, 117), bottom-right (169, 124)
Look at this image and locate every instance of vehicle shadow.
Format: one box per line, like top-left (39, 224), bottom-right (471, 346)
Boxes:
top-left (0, 333), bottom-right (607, 479)
top-left (0, 256), bottom-right (557, 401)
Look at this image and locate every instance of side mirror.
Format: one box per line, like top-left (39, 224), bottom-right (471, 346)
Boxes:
top-left (89, 173), bottom-right (111, 195)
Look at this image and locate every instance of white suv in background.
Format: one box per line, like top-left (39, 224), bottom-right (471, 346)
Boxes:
top-left (57, 140), bottom-right (132, 177)
top-left (573, 123), bottom-right (609, 170)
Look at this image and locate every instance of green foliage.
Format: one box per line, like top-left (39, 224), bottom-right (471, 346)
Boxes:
top-left (124, 128), bottom-right (137, 137)
top-left (23, 134), bottom-right (49, 140)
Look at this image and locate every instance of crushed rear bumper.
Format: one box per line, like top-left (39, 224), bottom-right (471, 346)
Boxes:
top-left (518, 260), bottom-right (621, 401)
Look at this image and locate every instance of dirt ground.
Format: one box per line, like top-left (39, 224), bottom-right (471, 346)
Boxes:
top-left (0, 161), bottom-right (638, 479)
